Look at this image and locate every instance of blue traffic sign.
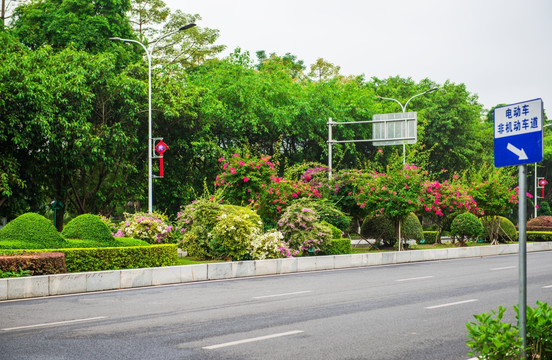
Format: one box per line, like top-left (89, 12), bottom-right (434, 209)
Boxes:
top-left (494, 98), bottom-right (543, 168)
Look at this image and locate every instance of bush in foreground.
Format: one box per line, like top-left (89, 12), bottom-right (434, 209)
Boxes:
top-left (466, 301), bottom-right (552, 359)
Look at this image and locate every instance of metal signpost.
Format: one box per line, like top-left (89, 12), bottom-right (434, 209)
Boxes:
top-left (494, 98), bottom-right (543, 359)
top-left (327, 113), bottom-right (417, 178)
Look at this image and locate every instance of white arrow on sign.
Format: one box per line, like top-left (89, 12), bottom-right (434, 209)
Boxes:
top-left (507, 143), bottom-right (528, 160)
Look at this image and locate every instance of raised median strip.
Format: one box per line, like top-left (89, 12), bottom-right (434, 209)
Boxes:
top-left (1, 242), bottom-right (551, 301)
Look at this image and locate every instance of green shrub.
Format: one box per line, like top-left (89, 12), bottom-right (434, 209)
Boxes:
top-left (466, 301), bottom-right (552, 359)
top-left (210, 212), bottom-right (262, 260)
top-left (401, 213), bottom-right (423, 241)
top-left (178, 198), bottom-right (224, 258)
top-left (221, 204), bottom-right (262, 227)
top-left (117, 212), bottom-right (175, 244)
top-left (323, 238), bottom-right (352, 255)
top-left (361, 214), bottom-right (396, 246)
top-left (482, 216), bottom-right (518, 242)
top-left (62, 214), bottom-right (115, 243)
top-left (451, 213), bottom-right (484, 246)
top-left (527, 231), bottom-right (552, 242)
top-left (421, 231), bottom-right (438, 244)
top-left (278, 203), bottom-right (332, 255)
top-left (292, 199), bottom-right (352, 232)
top-left (321, 221), bottom-right (342, 239)
top-left (42, 244), bottom-right (178, 272)
top-left (0, 213), bottom-right (67, 249)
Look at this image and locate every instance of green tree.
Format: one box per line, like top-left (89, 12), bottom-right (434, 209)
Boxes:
top-left (11, 0), bottom-right (136, 54)
top-left (128, 0), bottom-right (170, 40)
top-left (308, 57), bottom-right (340, 81)
top-left (467, 165), bottom-right (518, 245)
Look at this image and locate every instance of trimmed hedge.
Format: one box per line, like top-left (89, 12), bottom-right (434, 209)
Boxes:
top-left (31, 244), bottom-right (178, 272)
top-left (323, 238), bottom-right (352, 255)
top-left (421, 231), bottom-right (438, 244)
top-left (527, 231), bottom-right (552, 242)
top-left (0, 252), bottom-right (67, 275)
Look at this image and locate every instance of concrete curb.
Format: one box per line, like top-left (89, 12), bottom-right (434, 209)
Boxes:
top-left (1, 242), bottom-right (551, 301)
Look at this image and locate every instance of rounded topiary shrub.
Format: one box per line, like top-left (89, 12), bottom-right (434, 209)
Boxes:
top-left (527, 215), bottom-right (552, 231)
top-left (0, 213), bottom-right (66, 249)
top-left (361, 214), bottom-right (396, 246)
top-left (401, 213), bottom-right (423, 242)
top-left (451, 212), bottom-right (484, 246)
top-left (482, 216), bottom-right (517, 242)
top-left (62, 214), bottom-right (115, 243)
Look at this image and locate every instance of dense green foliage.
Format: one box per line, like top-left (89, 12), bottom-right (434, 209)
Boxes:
top-left (481, 216), bottom-right (517, 243)
top-left (527, 231), bottom-right (552, 242)
top-left (450, 212), bottom-right (484, 246)
top-left (361, 214), bottom-right (396, 246)
top-left (466, 301), bottom-right (552, 359)
top-left (52, 244), bottom-right (178, 272)
top-left (421, 231), bottom-right (438, 244)
top-left (2, 0), bottom-right (549, 248)
top-left (323, 238), bottom-right (352, 255)
top-left (401, 213), bottom-right (423, 241)
top-left (61, 214), bottom-right (115, 243)
top-left (0, 213), bottom-right (67, 249)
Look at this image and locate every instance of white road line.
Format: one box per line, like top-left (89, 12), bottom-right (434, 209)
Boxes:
top-left (395, 275), bottom-right (434, 282)
top-left (425, 299), bottom-right (478, 309)
top-left (203, 330), bottom-right (304, 350)
top-left (543, 285), bottom-right (552, 289)
top-left (490, 266), bottom-right (516, 271)
top-left (253, 291), bottom-right (312, 299)
top-left (1, 316), bottom-right (108, 331)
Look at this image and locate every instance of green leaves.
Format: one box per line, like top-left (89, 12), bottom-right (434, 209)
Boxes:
top-left (466, 302), bottom-right (552, 359)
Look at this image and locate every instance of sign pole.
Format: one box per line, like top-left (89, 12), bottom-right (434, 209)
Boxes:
top-left (519, 164), bottom-right (527, 359)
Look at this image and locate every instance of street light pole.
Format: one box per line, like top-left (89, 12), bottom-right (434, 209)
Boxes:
top-left (376, 87), bottom-right (438, 164)
top-left (110, 23), bottom-right (196, 213)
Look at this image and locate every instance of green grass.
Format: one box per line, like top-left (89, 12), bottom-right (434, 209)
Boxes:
top-left (175, 256), bottom-right (226, 265)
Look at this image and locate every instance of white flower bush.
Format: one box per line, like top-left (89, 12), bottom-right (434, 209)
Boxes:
top-left (116, 212), bottom-right (174, 244)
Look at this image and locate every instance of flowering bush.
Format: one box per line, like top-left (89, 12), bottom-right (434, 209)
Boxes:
top-left (215, 153), bottom-right (278, 206)
top-left (211, 212), bottom-right (262, 260)
top-left (421, 176), bottom-right (480, 243)
top-left (250, 229), bottom-right (289, 260)
top-left (177, 198), bottom-right (224, 258)
top-left (258, 178), bottom-right (323, 221)
top-left (116, 212), bottom-right (174, 244)
top-left (277, 203), bottom-right (332, 255)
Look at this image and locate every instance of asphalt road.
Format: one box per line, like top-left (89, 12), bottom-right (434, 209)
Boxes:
top-left (1, 252), bottom-right (551, 360)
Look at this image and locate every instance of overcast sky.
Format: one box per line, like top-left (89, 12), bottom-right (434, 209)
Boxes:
top-left (165, 0), bottom-right (552, 112)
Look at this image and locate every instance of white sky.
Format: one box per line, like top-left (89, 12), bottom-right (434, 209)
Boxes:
top-left (165, 0), bottom-right (552, 112)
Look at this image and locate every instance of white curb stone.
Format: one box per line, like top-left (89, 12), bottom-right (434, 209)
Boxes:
top-left (207, 262), bottom-right (233, 280)
top-left (50, 273), bottom-right (87, 295)
top-left (0, 279), bottom-right (7, 300)
top-left (120, 268), bottom-right (153, 289)
top-left (87, 271), bottom-right (120, 292)
top-left (8, 276), bottom-right (49, 299)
